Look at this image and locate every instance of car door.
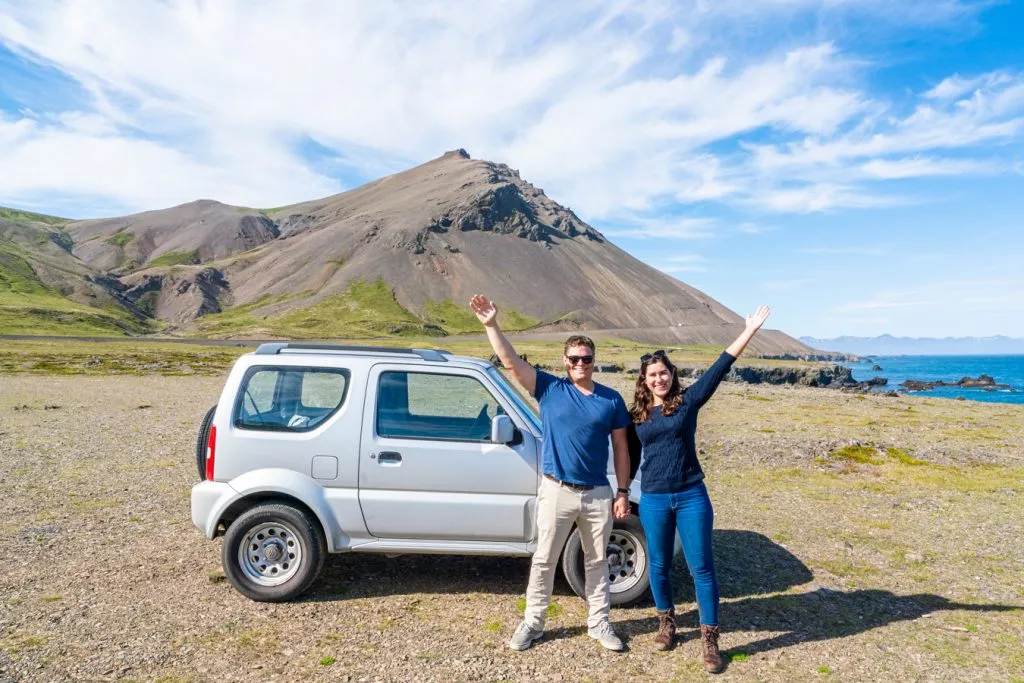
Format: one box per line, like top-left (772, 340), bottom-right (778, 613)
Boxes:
top-left (357, 364), bottom-right (538, 542)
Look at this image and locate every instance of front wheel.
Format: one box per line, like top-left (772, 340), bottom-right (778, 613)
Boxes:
top-left (561, 514), bottom-right (649, 606)
top-left (221, 503), bottom-right (326, 602)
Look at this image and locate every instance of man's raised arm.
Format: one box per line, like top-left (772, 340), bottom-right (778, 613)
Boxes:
top-left (470, 294), bottom-right (537, 395)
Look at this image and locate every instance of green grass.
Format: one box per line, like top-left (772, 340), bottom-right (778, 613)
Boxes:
top-left (423, 298), bottom-right (538, 333)
top-left (105, 231), bottom-right (134, 247)
top-left (197, 279), bottom-right (448, 339)
top-left (886, 447), bottom-right (925, 466)
top-left (0, 207), bottom-right (67, 225)
top-left (830, 445), bottom-right (884, 465)
top-left (515, 597), bottom-right (560, 617)
top-left (318, 656), bottom-right (336, 666)
top-left (0, 241), bottom-right (151, 336)
top-left (149, 250), bottom-right (201, 267)
top-left (0, 339), bottom-right (246, 375)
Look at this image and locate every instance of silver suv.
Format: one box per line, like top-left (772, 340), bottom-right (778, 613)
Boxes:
top-left (191, 343), bottom-right (649, 605)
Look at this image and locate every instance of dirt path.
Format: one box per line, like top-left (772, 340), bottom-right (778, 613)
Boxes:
top-left (1, 374), bottom-right (1021, 682)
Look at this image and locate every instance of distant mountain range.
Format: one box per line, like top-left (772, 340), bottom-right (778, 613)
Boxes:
top-left (800, 335), bottom-right (1024, 356)
top-left (0, 150), bottom-right (812, 353)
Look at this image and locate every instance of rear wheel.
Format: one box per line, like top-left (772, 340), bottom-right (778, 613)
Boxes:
top-left (561, 514), bottom-right (649, 606)
top-left (195, 405), bottom-right (216, 480)
top-left (221, 503), bottom-right (326, 602)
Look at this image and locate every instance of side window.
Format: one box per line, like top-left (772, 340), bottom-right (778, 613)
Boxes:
top-left (377, 372), bottom-right (504, 441)
top-left (235, 366), bottom-right (349, 432)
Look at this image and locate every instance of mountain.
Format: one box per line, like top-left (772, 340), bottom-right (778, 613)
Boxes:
top-left (800, 334), bottom-right (1024, 356)
top-left (1, 150), bottom-right (812, 353)
top-left (0, 208), bottom-right (153, 335)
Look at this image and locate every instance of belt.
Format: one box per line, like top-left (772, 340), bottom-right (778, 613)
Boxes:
top-left (544, 474), bottom-right (595, 492)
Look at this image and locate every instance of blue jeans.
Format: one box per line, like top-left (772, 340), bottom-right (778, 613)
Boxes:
top-left (639, 482), bottom-right (719, 626)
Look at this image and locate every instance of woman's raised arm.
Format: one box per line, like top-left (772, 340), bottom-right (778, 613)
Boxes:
top-left (725, 305), bottom-right (771, 359)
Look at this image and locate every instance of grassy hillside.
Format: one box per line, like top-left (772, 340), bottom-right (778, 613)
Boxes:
top-left (0, 238), bottom-right (149, 337)
top-left (0, 207), bottom-right (68, 226)
top-left (194, 279), bottom-right (541, 339)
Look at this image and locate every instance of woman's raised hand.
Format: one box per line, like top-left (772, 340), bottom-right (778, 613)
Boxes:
top-left (745, 305), bottom-right (771, 331)
top-left (470, 294), bottom-right (499, 327)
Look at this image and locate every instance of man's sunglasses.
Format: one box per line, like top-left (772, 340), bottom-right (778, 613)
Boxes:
top-left (566, 355), bottom-right (594, 365)
top-left (640, 349), bottom-right (668, 363)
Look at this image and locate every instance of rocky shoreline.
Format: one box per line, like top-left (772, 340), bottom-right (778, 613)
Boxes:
top-left (899, 373), bottom-right (1013, 391)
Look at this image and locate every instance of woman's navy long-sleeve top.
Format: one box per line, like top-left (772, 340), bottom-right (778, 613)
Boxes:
top-left (635, 351), bottom-right (736, 494)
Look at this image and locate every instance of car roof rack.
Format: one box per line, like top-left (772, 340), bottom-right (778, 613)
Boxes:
top-left (255, 342), bottom-right (450, 362)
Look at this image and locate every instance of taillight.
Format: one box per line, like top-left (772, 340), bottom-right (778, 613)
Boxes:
top-left (205, 424), bottom-right (217, 481)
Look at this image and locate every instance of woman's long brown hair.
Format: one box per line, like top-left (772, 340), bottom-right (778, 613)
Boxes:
top-left (630, 351), bottom-right (684, 423)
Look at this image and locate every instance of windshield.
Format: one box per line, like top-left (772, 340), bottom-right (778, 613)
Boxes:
top-left (486, 366), bottom-right (542, 434)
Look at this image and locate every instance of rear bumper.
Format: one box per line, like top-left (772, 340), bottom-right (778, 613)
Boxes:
top-left (191, 480), bottom-right (237, 538)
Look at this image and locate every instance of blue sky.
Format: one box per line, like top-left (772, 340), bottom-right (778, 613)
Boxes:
top-left (1, 0), bottom-right (1022, 338)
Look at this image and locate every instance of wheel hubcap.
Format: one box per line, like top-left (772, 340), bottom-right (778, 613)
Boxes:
top-left (238, 521), bottom-right (302, 587)
top-left (606, 530), bottom-right (646, 593)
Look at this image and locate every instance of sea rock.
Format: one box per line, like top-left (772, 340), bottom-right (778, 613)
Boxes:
top-left (958, 374), bottom-right (996, 387)
top-left (871, 364), bottom-right (883, 371)
top-left (901, 374), bottom-right (1007, 391)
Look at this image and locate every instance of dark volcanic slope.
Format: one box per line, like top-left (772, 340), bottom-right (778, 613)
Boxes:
top-left (8, 150), bottom-right (815, 353)
top-left (215, 150), bottom-right (765, 329)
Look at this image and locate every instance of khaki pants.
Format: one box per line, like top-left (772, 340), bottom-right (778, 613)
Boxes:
top-left (524, 476), bottom-right (614, 631)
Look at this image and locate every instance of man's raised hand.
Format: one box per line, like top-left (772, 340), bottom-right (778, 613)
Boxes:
top-left (470, 294), bottom-right (499, 327)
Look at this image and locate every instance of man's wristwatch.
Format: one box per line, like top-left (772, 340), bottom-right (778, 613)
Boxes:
top-left (616, 487), bottom-right (630, 496)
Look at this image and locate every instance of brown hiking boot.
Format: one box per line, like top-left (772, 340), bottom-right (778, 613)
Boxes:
top-left (653, 609), bottom-right (676, 651)
top-left (700, 624), bottom-right (724, 673)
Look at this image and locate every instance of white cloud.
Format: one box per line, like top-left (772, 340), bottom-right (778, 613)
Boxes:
top-left (924, 72), bottom-right (1012, 100)
top-left (599, 216), bottom-right (717, 240)
top-left (798, 246), bottom-right (888, 256)
top-left (737, 222), bottom-right (766, 234)
top-left (0, 109), bottom-right (340, 214)
top-left (835, 278), bottom-right (1024, 314)
top-left (860, 156), bottom-right (999, 179)
top-left (0, 0), bottom-right (1017, 219)
top-left (762, 277), bottom-right (815, 291)
top-left (651, 254), bottom-right (709, 273)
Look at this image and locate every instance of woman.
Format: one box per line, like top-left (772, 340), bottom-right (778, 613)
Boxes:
top-left (631, 305), bottom-right (770, 673)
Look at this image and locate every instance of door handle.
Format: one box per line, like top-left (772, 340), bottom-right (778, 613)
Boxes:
top-left (377, 451), bottom-right (402, 465)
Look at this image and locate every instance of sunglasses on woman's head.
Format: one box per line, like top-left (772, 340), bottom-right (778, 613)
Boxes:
top-left (566, 355), bottom-right (594, 365)
top-left (640, 349), bottom-right (667, 363)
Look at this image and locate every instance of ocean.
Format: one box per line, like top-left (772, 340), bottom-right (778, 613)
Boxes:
top-left (843, 355), bottom-right (1024, 405)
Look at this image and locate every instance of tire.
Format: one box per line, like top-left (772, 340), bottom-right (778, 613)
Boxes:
top-left (195, 405), bottom-right (216, 480)
top-left (561, 513), bottom-right (649, 607)
top-left (221, 503), bottom-right (326, 602)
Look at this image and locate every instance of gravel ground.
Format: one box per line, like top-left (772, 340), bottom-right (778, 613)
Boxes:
top-left (1, 373), bottom-right (1022, 682)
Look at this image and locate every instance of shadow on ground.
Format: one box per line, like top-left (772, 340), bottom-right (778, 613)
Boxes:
top-left (307, 529), bottom-right (811, 604)
top-left (617, 588), bottom-right (1019, 664)
top-left (309, 527), bottom-right (1020, 661)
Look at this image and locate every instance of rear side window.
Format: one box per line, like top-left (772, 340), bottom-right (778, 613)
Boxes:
top-left (234, 366), bottom-right (349, 432)
top-left (377, 371), bottom-right (503, 441)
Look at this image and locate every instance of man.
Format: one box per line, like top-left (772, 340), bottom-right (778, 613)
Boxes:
top-left (470, 294), bottom-right (632, 652)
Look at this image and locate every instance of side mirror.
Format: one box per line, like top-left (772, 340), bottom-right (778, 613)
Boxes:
top-left (491, 414), bottom-right (516, 443)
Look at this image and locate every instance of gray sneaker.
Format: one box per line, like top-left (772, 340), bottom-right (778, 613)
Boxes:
top-left (587, 621), bottom-right (625, 651)
top-left (508, 621), bottom-right (543, 651)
